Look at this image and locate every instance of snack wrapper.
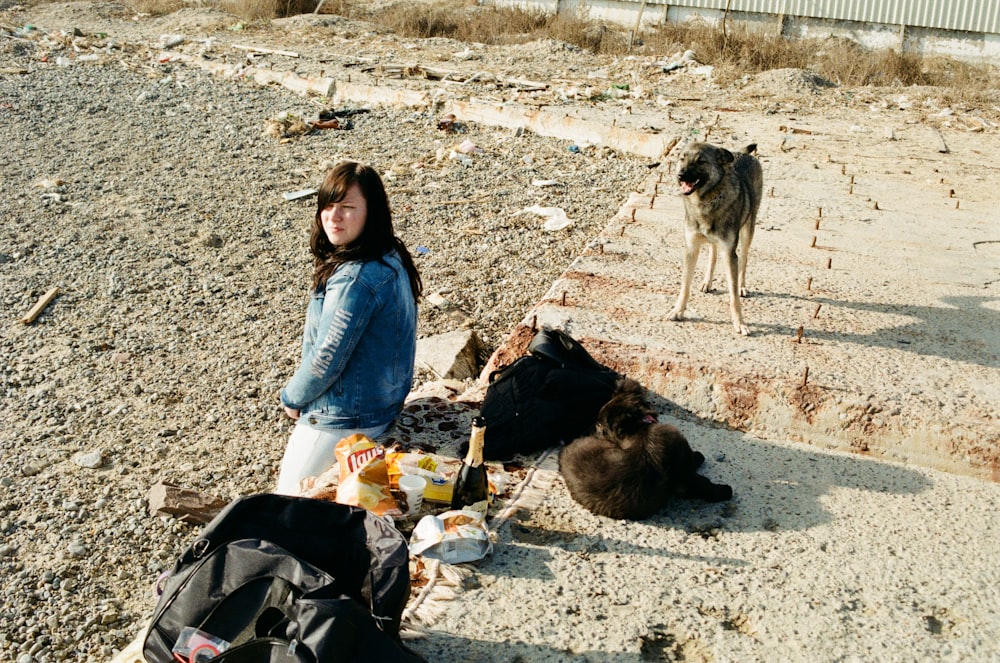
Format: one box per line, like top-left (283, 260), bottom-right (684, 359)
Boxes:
top-left (387, 451), bottom-right (458, 503)
top-left (386, 451), bottom-right (445, 484)
top-left (333, 434), bottom-right (401, 517)
top-left (408, 509), bottom-right (493, 564)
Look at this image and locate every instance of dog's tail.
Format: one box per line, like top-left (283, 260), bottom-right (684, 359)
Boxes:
top-left (744, 143), bottom-right (757, 155)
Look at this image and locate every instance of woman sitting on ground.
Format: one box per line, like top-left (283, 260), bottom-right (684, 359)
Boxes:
top-left (276, 161), bottom-right (422, 495)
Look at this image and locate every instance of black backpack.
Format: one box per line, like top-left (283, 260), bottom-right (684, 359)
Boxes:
top-left (143, 494), bottom-right (425, 663)
top-left (479, 328), bottom-right (620, 460)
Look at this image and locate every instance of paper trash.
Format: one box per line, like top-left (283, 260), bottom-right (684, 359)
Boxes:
top-left (409, 509), bottom-right (493, 564)
top-left (516, 205), bottom-right (573, 232)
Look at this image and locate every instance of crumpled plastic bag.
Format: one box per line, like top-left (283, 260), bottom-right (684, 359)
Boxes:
top-left (409, 509), bottom-right (493, 563)
top-left (516, 205), bottom-right (573, 231)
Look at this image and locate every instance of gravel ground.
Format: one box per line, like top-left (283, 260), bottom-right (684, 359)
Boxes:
top-left (0, 15), bottom-right (648, 663)
top-left (3, 4), bottom-right (999, 663)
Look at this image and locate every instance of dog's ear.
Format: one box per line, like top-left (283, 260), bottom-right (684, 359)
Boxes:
top-left (719, 147), bottom-right (735, 165)
top-left (616, 377), bottom-right (644, 396)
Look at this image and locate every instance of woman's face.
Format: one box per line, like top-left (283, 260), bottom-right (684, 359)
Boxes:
top-left (320, 183), bottom-right (368, 246)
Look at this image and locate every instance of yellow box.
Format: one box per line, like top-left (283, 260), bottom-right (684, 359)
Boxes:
top-left (422, 476), bottom-right (454, 504)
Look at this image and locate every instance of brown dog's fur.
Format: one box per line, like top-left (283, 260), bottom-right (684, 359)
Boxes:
top-left (669, 141), bottom-right (763, 336)
top-left (559, 379), bottom-right (733, 520)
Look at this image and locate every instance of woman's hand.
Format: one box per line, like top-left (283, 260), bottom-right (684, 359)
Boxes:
top-left (283, 406), bottom-right (301, 420)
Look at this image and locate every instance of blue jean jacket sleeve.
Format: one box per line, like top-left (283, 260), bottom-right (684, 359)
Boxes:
top-left (280, 272), bottom-right (377, 410)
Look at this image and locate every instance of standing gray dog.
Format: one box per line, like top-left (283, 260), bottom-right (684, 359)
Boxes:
top-left (668, 142), bottom-right (763, 336)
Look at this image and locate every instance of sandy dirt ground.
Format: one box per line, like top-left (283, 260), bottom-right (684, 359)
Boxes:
top-left (2, 2), bottom-right (999, 662)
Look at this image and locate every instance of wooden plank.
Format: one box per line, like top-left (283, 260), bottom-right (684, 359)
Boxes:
top-left (20, 287), bottom-right (59, 324)
top-left (933, 128), bottom-right (950, 153)
top-left (232, 43), bottom-right (299, 58)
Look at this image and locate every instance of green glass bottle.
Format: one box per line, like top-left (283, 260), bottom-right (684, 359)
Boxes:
top-left (450, 416), bottom-right (489, 515)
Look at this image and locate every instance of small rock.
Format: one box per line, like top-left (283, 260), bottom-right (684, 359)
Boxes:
top-left (22, 462), bottom-right (45, 477)
top-left (72, 450), bottom-right (104, 470)
top-left (416, 330), bottom-right (485, 381)
top-left (202, 233), bottom-right (224, 248)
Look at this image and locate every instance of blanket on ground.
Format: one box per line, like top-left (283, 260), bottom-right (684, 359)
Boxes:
top-left (111, 381), bottom-right (560, 660)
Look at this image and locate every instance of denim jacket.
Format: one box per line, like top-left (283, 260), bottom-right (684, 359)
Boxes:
top-left (280, 250), bottom-right (416, 431)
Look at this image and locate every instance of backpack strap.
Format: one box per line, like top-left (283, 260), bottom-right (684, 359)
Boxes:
top-left (487, 354), bottom-right (536, 383)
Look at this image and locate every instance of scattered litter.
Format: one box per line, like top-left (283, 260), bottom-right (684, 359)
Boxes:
top-left (416, 246), bottom-right (430, 255)
top-left (232, 44), bottom-right (299, 58)
top-left (531, 179), bottom-right (561, 187)
top-left (311, 118), bottom-right (347, 130)
top-left (20, 286), bottom-right (59, 324)
top-left (455, 139), bottom-right (482, 155)
top-left (449, 150), bottom-right (473, 166)
top-left (319, 107), bottom-right (369, 120)
top-left (263, 112), bottom-right (310, 140)
top-left (437, 113), bottom-right (457, 132)
top-left (452, 47), bottom-right (478, 61)
top-left (659, 49), bottom-right (697, 73)
top-left (158, 34), bottom-right (185, 49)
top-left (409, 509), bottom-right (493, 564)
top-left (516, 205), bottom-right (573, 232)
top-left (282, 188), bottom-right (318, 202)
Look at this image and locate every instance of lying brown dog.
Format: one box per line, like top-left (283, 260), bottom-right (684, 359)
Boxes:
top-left (559, 379), bottom-right (733, 520)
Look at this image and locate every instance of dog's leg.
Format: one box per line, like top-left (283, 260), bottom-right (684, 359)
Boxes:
top-left (699, 242), bottom-right (716, 293)
top-left (737, 222), bottom-right (754, 297)
top-left (722, 242), bottom-right (750, 336)
top-left (668, 232), bottom-right (704, 321)
top-left (690, 451), bottom-right (705, 469)
top-left (687, 474), bottom-right (733, 502)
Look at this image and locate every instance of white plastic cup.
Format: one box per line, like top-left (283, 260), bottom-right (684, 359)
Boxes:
top-left (397, 474), bottom-right (426, 516)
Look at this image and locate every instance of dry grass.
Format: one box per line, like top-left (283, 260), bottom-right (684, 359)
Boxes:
top-left (341, 1), bottom-right (998, 100)
top-left (348, 1), bottom-right (630, 52)
top-left (220, 0), bottom-right (319, 21)
top-left (123, 0), bottom-right (186, 16)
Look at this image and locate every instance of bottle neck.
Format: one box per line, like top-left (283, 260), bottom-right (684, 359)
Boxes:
top-left (464, 424), bottom-right (485, 468)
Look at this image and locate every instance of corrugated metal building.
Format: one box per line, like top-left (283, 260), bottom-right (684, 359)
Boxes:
top-left (496, 0), bottom-right (1000, 61)
top-left (651, 0), bottom-right (998, 35)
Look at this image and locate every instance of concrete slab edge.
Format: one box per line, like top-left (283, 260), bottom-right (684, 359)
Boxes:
top-left (159, 52), bottom-right (673, 159)
top-left (479, 180), bottom-right (999, 484)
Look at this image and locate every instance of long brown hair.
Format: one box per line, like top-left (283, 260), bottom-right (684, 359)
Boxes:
top-left (309, 161), bottom-right (422, 301)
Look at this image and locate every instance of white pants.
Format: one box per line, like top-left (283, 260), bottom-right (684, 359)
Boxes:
top-left (275, 420), bottom-right (389, 496)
